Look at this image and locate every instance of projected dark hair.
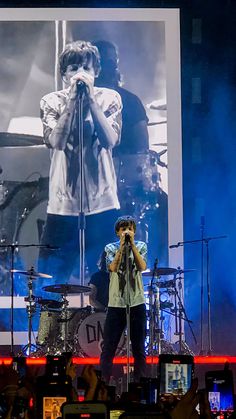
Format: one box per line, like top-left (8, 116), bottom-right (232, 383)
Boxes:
top-left (59, 40), bottom-right (101, 77)
top-left (115, 215), bottom-right (137, 234)
top-left (93, 39), bottom-right (122, 87)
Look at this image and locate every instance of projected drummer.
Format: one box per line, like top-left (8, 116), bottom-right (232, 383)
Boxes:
top-left (94, 40), bottom-right (168, 266)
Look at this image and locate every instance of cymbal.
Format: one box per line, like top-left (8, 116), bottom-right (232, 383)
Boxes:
top-left (143, 267), bottom-right (177, 277)
top-left (0, 132), bottom-right (44, 147)
top-left (146, 101), bottom-right (167, 110)
top-left (42, 284), bottom-right (91, 294)
top-left (147, 121), bottom-right (167, 126)
top-left (11, 269), bottom-right (52, 279)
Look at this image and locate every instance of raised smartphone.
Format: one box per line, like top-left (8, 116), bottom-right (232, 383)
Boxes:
top-left (158, 354), bottom-right (194, 397)
top-left (205, 369), bottom-right (234, 413)
top-left (61, 401), bottom-right (108, 419)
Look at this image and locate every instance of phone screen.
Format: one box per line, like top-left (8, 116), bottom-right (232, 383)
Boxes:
top-left (12, 357), bottom-right (27, 380)
top-left (65, 416), bottom-right (105, 418)
top-left (159, 355), bottom-right (193, 397)
top-left (62, 403), bottom-right (108, 419)
top-left (110, 410), bottom-right (125, 419)
top-left (43, 396), bottom-right (67, 419)
top-left (205, 371), bottom-right (234, 413)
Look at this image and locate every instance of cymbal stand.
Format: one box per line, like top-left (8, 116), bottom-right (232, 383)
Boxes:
top-left (148, 259), bottom-right (161, 377)
top-left (0, 243), bottom-right (37, 355)
top-left (0, 243), bottom-right (58, 356)
top-left (173, 273), bottom-right (197, 354)
top-left (58, 292), bottom-right (71, 353)
top-left (20, 266), bottom-right (37, 356)
top-left (0, 243), bottom-right (18, 355)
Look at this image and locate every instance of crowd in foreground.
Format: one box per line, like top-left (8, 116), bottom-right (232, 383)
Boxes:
top-left (0, 355), bottom-right (235, 419)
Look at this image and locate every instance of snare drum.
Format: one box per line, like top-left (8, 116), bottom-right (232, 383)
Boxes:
top-left (73, 311), bottom-right (126, 357)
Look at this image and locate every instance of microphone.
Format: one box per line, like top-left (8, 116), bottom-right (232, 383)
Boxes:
top-left (125, 233), bottom-right (130, 243)
top-left (76, 80), bottom-right (86, 93)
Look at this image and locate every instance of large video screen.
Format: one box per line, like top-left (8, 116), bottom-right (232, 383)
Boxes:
top-left (0, 8), bottom-right (182, 351)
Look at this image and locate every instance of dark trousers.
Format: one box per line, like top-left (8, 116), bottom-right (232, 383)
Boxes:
top-left (36, 209), bottom-right (119, 298)
top-left (100, 304), bottom-right (147, 382)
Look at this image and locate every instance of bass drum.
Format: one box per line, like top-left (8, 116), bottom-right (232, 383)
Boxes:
top-left (37, 307), bottom-right (91, 354)
top-left (73, 311), bottom-right (126, 357)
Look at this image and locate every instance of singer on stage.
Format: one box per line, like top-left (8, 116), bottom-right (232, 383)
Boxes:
top-left (37, 40), bottom-right (122, 291)
top-left (100, 215), bottom-right (147, 383)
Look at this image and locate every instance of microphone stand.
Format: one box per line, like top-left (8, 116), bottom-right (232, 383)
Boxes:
top-left (200, 217), bottom-right (204, 355)
top-left (124, 235), bottom-right (131, 391)
top-left (148, 258), bottom-right (158, 378)
top-left (74, 85), bottom-right (86, 305)
top-left (169, 234), bottom-right (227, 355)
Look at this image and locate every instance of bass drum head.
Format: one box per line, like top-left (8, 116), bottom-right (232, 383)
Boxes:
top-left (74, 311), bottom-right (126, 357)
top-left (16, 200), bottom-right (47, 269)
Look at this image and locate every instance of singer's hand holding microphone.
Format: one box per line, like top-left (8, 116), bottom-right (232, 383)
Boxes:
top-left (121, 229), bottom-right (135, 248)
top-left (69, 69), bottom-right (95, 101)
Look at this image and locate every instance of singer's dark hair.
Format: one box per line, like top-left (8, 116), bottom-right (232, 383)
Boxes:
top-left (59, 40), bottom-right (101, 78)
top-left (115, 215), bottom-right (137, 234)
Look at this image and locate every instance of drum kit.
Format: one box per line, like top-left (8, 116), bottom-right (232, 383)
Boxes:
top-left (143, 266), bottom-right (195, 356)
top-left (0, 251), bottom-right (195, 358)
top-left (5, 262), bottom-right (195, 358)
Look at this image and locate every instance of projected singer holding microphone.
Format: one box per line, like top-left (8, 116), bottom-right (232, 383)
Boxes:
top-left (37, 40), bottom-right (122, 289)
top-left (100, 215), bottom-right (147, 383)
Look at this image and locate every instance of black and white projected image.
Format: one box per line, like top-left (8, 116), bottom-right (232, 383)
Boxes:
top-left (0, 10), bottom-right (182, 352)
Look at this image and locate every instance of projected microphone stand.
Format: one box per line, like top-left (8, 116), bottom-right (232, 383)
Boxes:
top-left (124, 236), bottom-right (131, 392)
top-left (170, 234), bottom-right (227, 355)
top-left (74, 85), bottom-right (86, 303)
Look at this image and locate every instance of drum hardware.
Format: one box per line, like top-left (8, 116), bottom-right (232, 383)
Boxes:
top-left (0, 132), bottom-right (44, 147)
top-left (154, 279), bottom-right (176, 288)
top-left (0, 242), bottom-right (55, 356)
top-left (36, 298), bottom-right (63, 310)
top-left (171, 270), bottom-right (197, 355)
top-left (143, 267), bottom-right (177, 277)
top-left (0, 181), bottom-right (8, 206)
top-left (42, 284), bottom-right (91, 354)
top-left (114, 151), bottom-right (161, 197)
top-left (15, 266), bottom-right (52, 357)
top-left (145, 261), bottom-right (182, 361)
